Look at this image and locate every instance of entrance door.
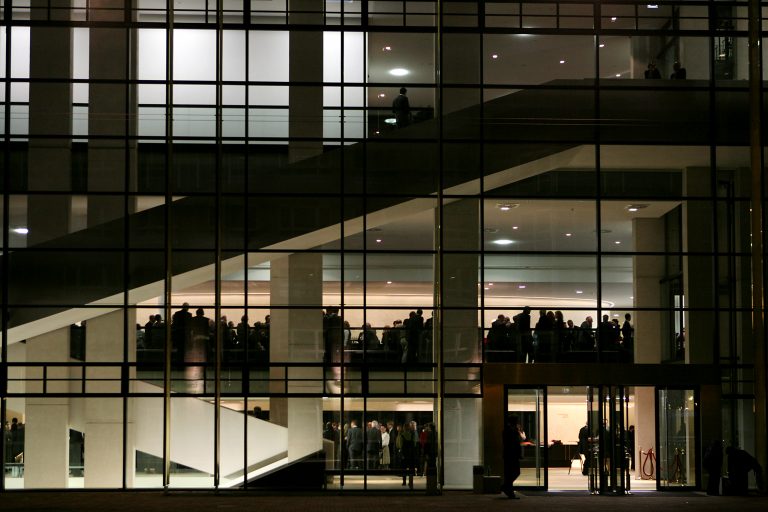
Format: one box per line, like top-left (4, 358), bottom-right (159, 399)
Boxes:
top-left (657, 387), bottom-right (699, 489)
top-left (505, 387), bottom-right (546, 489)
top-left (587, 385), bottom-right (631, 494)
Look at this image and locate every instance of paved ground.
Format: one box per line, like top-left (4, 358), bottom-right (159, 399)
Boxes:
top-left (0, 490), bottom-right (766, 512)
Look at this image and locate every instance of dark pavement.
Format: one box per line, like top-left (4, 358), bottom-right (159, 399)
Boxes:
top-left (0, 491), bottom-right (766, 512)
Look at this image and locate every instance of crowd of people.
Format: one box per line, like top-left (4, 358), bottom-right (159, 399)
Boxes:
top-left (137, 304), bottom-right (271, 364)
top-left (323, 419), bottom-right (437, 488)
top-left (3, 418), bottom-right (24, 465)
top-left (137, 304), bottom-right (639, 365)
top-left (486, 307), bottom-right (634, 363)
top-left (323, 308), bottom-right (434, 365)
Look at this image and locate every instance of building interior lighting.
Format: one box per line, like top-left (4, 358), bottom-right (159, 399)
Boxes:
top-left (492, 239), bottom-right (514, 245)
top-left (389, 68), bottom-right (409, 76)
top-left (12, 227), bottom-right (28, 235)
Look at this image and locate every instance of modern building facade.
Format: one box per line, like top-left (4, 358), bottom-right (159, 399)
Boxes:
top-left (0, 0), bottom-right (766, 494)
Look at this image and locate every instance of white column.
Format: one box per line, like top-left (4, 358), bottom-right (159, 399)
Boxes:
top-left (24, 327), bottom-right (71, 488)
top-left (682, 168), bottom-right (716, 364)
top-left (269, 253), bottom-right (324, 458)
top-left (632, 217), bottom-right (665, 364)
top-left (442, 200), bottom-right (480, 363)
top-left (288, 0), bottom-right (324, 164)
top-left (87, 0), bottom-right (138, 227)
top-left (27, 0), bottom-right (73, 245)
top-left (83, 310), bottom-right (136, 488)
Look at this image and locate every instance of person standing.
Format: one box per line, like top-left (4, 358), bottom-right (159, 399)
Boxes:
top-left (392, 87), bottom-right (411, 128)
top-left (578, 422), bottom-right (591, 476)
top-left (502, 415), bottom-right (522, 499)
top-left (366, 420), bottom-right (382, 470)
top-left (513, 307), bottom-right (533, 363)
top-left (380, 424), bottom-right (391, 469)
top-left (397, 421), bottom-right (418, 488)
top-left (670, 61), bottom-right (687, 79)
top-left (703, 440), bottom-right (723, 495)
top-left (346, 420), bottom-right (364, 470)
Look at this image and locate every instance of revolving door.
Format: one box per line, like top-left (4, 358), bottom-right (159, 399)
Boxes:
top-left (587, 386), bottom-right (631, 494)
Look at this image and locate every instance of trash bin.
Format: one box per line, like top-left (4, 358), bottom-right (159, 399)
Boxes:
top-left (473, 465), bottom-right (485, 494)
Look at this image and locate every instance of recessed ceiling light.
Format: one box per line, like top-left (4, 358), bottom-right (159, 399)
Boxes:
top-left (599, 43), bottom-right (605, 48)
top-left (611, 16), bottom-right (617, 21)
top-left (378, 93), bottom-right (386, 98)
top-left (615, 241), bottom-right (621, 245)
top-left (565, 233), bottom-right (572, 237)
top-left (12, 227), bottom-right (28, 235)
top-left (384, 118), bottom-right (397, 124)
top-left (626, 204), bottom-right (649, 212)
top-left (576, 290), bottom-right (584, 294)
top-left (484, 287), bottom-right (490, 290)
top-left (389, 68), bottom-right (409, 76)
top-left (613, 314), bottom-right (620, 317)
top-left (375, 239), bottom-right (382, 243)
top-left (630, 296), bottom-right (634, 300)
top-left (559, 60), bottom-right (566, 64)
top-left (386, 281), bottom-right (392, 284)
top-left (518, 285), bottom-right (526, 289)
top-left (492, 239), bottom-right (514, 246)
top-left (491, 54), bottom-right (499, 59)
top-left (489, 283), bottom-right (494, 286)
top-left (383, 46), bottom-right (392, 51)
top-left (374, 130), bottom-right (380, 134)
top-left (647, 4), bottom-right (658, 8)
top-left (496, 202), bottom-right (519, 211)
top-left (512, 226), bottom-right (519, 230)
top-left (615, 74), bottom-right (621, 77)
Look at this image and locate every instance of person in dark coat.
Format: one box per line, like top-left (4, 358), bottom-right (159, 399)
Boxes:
top-left (397, 421), bottom-right (418, 488)
top-left (366, 420), bottom-right (382, 470)
top-left (346, 420), bottom-right (364, 470)
top-left (726, 446), bottom-right (763, 495)
top-left (703, 440), bottom-right (723, 495)
top-left (392, 87), bottom-right (411, 128)
top-left (502, 415), bottom-right (522, 499)
top-left (578, 423), bottom-right (591, 475)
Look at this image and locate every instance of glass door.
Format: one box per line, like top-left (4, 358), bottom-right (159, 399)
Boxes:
top-left (506, 387), bottom-right (546, 488)
top-left (588, 385), bottom-right (630, 494)
top-left (657, 388), bottom-right (699, 489)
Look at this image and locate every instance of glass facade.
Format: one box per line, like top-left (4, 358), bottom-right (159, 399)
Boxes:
top-left (0, 0), bottom-right (766, 494)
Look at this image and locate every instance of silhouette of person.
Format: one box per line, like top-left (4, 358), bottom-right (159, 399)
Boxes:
top-left (502, 415), bottom-right (522, 498)
top-left (644, 62), bottom-right (661, 79)
top-left (670, 61), bottom-right (687, 79)
top-left (392, 87), bottom-right (411, 128)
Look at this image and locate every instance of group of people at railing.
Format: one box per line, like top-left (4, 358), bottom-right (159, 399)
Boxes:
top-left (136, 304), bottom-right (634, 366)
top-left (3, 418), bottom-right (24, 466)
top-left (486, 307), bottom-right (634, 363)
top-left (323, 308), bottom-right (434, 365)
top-left (137, 304), bottom-right (271, 365)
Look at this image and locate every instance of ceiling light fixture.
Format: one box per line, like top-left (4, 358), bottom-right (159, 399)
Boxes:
top-left (375, 239), bottom-right (382, 243)
top-left (518, 285), bottom-right (526, 289)
top-left (492, 239), bottom-right (514, 246)
top-left (378, 93), bottom-right (386, 98)
top-left (389, 68), bottom-right (409, 77)
top-left (611, 16), bottom-right (617, 21)
top-left (384, 118), bottom-right (397, 125)
top-left (626, 204), bottom-right (649, 212)
top-left (386, 281), bottom-right (392, 284)
top-left (559, 60), bottom-right (566, 64)
top-left (576, 290), bottom-right (584, 294)
top-left (512, 226), bottom-right (519, 230)
top-left (599, 43), bottom-right (605, 48)
top-left (615, 241), bottom-right (621, 245)
top-left (492, 54), bottom-right (499, 59)
top-left (383, 46), bottom-right (392, 51)
top-left (565, 233), bottom-right (572, 237)
top-left (496, 202), bottom-right (519, 211)
top-left (12, 227), bottom-right (28, 235)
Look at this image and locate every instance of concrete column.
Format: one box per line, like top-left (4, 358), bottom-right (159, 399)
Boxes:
top-left (632, 217), bottom-right (665, 364)
top-left (87, 1), bottom-right (138, 227)
top-left (634, 386), bottom-right (656, 481)
top-left (683, 168), bottom-right (716, 364)
top-left (443, 397), bottom-right (481, 488)
top-left (84, 310), bottom-right (136, 488)
top-left (288, 0), bottom-right (324, 163)
top-left (24, 327), bottom-right (71, 488)
top-left (442, 200), bottom-right (480, 363)
top-left (27, 0), bottom-right (73, 245)
top-left (269, 253), bottom-right (323, 458)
